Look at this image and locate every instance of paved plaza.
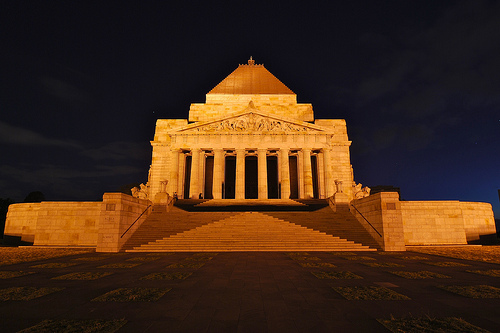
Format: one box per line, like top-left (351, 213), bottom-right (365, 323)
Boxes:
top-left (1, 250), bottom-right (499, 332)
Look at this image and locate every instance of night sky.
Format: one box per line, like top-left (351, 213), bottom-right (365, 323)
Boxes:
top-left (1, 1), bottom-right (499, 217)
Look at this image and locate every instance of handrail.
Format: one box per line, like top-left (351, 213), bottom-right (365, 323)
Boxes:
top-left (350, 203), bottom-right (382, 237)
top-left (120, 204), bottom-right (152, 238)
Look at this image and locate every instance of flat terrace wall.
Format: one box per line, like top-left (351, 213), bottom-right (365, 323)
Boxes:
top-left (351, 194), bottom-right (497, 248)
top-left (4, 201), bottom-right (101, 246)
top-left (460, 202), bottom-right (497, 243)
top-left (4, 193), bottom-right (152, 250)
top-left (34, 202), bottom-right (102, 246)
top-left (401, 201), bottom-right (496, 245)
top-left (4, 203), bottom-right (41, 243)
top-left (401, 201), bottom-right (467, 245)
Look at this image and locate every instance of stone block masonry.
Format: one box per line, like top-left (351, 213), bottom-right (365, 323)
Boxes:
top-left (351, 193), bottom-right (497, 248)
top-left (350, 192), bottom-right (406, 251)
top-left (4, 193), bottom-right (151, 251)
top-left (96, 193), bottom-right (151, 252)
top-left (5, 201), bottom-right (101, 246)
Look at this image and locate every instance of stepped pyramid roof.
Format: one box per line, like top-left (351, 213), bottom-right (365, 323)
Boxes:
top-left (208, 57), bottom-right (294, 95)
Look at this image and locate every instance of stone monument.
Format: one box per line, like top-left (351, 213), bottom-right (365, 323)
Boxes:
top-left (146, 58), bottom-right (354, 201)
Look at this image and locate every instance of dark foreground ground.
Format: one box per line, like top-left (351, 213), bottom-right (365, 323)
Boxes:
top-left (0, 249), bottom-right (499, 332)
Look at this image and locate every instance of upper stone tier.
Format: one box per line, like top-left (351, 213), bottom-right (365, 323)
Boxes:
top-left (188, 58), bottom-right (314, 122)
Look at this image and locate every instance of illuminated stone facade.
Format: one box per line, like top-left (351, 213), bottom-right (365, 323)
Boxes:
top-left (147, 59), bottom-right (356, 201)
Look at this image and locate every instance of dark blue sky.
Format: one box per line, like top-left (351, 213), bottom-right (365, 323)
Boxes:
top-left (1, 1), bottom-right (499, 217)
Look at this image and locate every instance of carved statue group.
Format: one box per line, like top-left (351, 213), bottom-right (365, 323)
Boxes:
top-left (353, 183), bottom-right (371, 199)
top-left (131, 183), bottom-right (150, 200)
top-left (194, 113), bottom-right (310, 133)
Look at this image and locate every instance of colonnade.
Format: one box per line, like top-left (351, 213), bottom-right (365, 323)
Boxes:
top-left (167, 148), bottom-right (334, 200)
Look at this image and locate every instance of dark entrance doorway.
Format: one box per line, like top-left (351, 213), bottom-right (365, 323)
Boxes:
top-left (245, 156), bottom-right (258, 199)
top-left (204, 156), bottom-right (214, 199)
top-left (267, 156), bottom-right (279, 199)
top-left (183, 155), bottom-right (192, 199)
top-left (289, 155), bottom-right (299, 199)
top-left (224, 156), bottom-right (236, 199)
top-left (311, 155), bottom-right (319, 199)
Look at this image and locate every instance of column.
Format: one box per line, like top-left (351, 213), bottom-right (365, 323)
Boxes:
top-left (212, 149), bottom-right (224, 199)
top-left (280, 148), bottom-right (290, 199)
top-left (168, 149), bottom-right (179, 196)
top-left (297, 150), bottom-right (304, 198)
top-left (317, 152), bottom-right (325, 198)
top-left (190, 148), bottom-right (201, 199)
top-left (258, 148), bottom-right (268, 199)
top-left (303, 148), bottom-right (313, 199)
top-left (178, 152), bottom-right (186, 198)
top-left (323, 148), bottom-right (333, 198)
top-left (235, 149), bottom-right (246, 199)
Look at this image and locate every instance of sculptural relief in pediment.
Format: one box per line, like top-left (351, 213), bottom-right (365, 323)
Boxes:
top-left (181, 112), bottom-right (322, 133)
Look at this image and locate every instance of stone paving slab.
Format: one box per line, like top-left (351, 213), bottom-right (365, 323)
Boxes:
top-left (0, 251), bottom-right (499, 332)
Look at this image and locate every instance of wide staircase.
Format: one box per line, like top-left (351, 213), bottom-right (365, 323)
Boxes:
top-left (124, 199), bottom-right (380, 252)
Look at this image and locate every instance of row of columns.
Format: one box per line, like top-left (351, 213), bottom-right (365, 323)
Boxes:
top-left (169, 148), bottom-right (332, 199)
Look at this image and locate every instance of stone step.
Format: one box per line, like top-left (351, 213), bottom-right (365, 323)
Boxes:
top-left (127, 248), bottom-right (376, 252)
top-left (123, 200), bottom-right (381, 251)
top-left (130, 211), bottom-right (373, 252)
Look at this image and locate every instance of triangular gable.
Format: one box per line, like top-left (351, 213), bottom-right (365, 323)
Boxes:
top-left (175, 102), bottom-right (325, 134)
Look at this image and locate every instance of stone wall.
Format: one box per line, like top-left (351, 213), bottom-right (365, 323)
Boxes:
top-left (400, 201), bottom-right (496, 245)
top-left (190, 94), bottom-right (314, 122)
top-left (4, 201), bottom-right (101, 246)
top-left (34, 202), bottom-right (101, 246)
top-left (4, 193), bottom-right (152, 251)
top-left (350, 192), bottom-right (406, 251)
top-left (461, 202), bottom-right (496, 243)
top-left (96, 193), bottom-right (151, 252)
top-left (400, 201), bottom-right (467, 245)
top-left (4, 203), bottom-right (41, 243)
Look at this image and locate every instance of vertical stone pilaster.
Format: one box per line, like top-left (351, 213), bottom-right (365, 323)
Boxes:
top-left (303, 148), bottom-right (313, 199)
top-left (190, 148), bottom-right (201, 199)
top-left (235, 149), bottom-right (246, 199)
top-left (168, 149), bottom-right (179, 196)
top-left (213, 149), bottom-right (224, 199)
top-left (258, 148), bottom-right (268, 199)
top-left (323, 148), bottom-right (333, 198)
top-left (280, 148), bottom-right (290, 200)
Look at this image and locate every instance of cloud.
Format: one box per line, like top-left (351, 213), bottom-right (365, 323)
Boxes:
top-left (0, 163), bottom-right (144, 199)
top-left (81, 141), bottom-right (151, 161)
top-left (40, 77), bottom-right (90, 103)
top-left (348, 0), bottom-right (500, 153)
top-left (0, 121), bottom-right (81, 148)
top-left (357, 1), bottom-right (500, 105)
top-left (0, 164), bottom-right (143, 182)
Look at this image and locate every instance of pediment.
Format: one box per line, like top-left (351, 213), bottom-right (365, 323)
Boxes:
top-left (176, 103), bottom-right (325, 134)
